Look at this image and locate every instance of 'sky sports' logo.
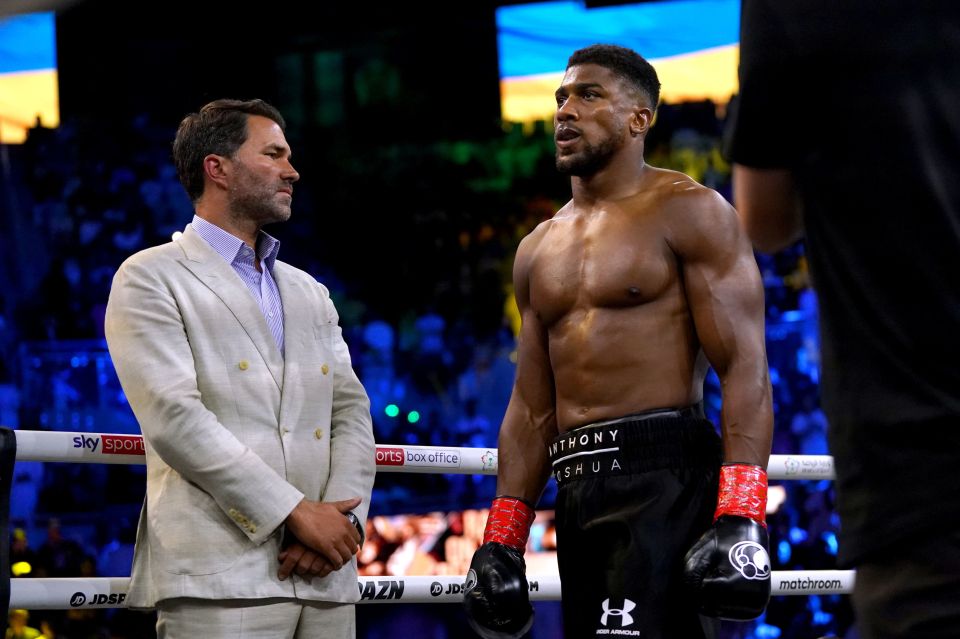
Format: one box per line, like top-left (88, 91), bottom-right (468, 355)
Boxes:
top-left (102, 435), bottom-right (144, 455)
top-left (72, 434), bottom-right (144, 455)
top-left (375, 447), bottom-right (404, 466)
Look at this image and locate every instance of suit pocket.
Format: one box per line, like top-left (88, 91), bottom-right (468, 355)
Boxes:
top-left (151, 483), bottom-right (249, 576)
top-left (315, 324), bottom-right (335, 342)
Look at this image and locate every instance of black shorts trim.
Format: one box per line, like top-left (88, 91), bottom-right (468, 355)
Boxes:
top-left (547, 405), bottom-right (720, 486)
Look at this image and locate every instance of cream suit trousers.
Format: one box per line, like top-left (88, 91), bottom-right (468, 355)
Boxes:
top-left (156, 597), bottom-right (355, 638)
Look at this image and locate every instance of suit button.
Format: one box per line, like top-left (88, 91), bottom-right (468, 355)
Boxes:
top-left (314, 428), bottom-right (323, 440)
top-left (321, 364), bottom-right (329, 375)
top-left (239, 360), bottom-right (249, 371)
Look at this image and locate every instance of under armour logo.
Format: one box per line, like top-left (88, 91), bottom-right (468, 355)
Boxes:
top-left (728, 541), bottom-right (771, 580)
top-left (600, 598), bottom-right (636, 627)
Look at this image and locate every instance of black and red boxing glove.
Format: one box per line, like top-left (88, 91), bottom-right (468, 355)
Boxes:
top-left (463, 496), bottom-right (536, 639)
top-left (683, 463), bottom-right (772, 620)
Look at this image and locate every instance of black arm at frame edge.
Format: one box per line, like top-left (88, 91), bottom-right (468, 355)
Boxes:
top-left (0, 427), bottom-right (16, 626)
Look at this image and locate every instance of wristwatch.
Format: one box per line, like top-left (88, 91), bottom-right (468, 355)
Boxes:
top-left (345, 511), bottom-right (365, 546)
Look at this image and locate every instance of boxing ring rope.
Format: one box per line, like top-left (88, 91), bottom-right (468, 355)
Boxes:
top-left (4, 429), bottom-right (852, 612)
top-left (11, 571), bottom-right (856, 610)
top-left (13, 431), bottom-right (837, 480)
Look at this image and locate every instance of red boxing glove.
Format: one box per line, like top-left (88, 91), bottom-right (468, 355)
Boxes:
top-left (713, 463), bottom-right (768, 526)
top-left (482, 496), bottom-right (536, 552)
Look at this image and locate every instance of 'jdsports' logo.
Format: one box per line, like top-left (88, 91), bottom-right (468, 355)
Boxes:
top-left (728, 541), bottom-right (771, 580)
top-left (441, 582), bottom-right (468, 595)
top-left (600, 598), bottom-right (636, 627)
top-left (69, 592), bottom-right (126, 607)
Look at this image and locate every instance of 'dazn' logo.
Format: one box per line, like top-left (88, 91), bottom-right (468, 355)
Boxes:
top-left (358, 579), bottom-right (404, 600)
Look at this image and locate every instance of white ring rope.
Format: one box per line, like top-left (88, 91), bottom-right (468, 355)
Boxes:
top-left (12, 431), bottom-right (836, 480)
top-left (6, 429), bottom-right (848, 611)
top-left (10, 571), bottom-right (856, 609)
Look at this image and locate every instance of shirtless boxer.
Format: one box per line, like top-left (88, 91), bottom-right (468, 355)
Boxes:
top-left (464, 44), bottom-right (774, 639)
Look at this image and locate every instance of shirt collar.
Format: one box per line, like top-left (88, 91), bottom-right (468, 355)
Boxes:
top-left (191, 214), bottom-right (281, 271)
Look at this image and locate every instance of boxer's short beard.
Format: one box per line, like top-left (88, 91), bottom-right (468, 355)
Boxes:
top-left (555, 135), bottom-right (621, 177)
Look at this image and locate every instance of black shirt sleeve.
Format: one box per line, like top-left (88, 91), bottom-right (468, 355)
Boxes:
top-left (724, 0), bottom-right (802, 168)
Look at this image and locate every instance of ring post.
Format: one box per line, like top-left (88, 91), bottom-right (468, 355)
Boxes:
top-left (0, 427), bottom-right (17, 626)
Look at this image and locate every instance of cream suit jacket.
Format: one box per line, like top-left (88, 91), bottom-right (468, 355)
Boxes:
top-left (104, 224), bottom-right (376, 608)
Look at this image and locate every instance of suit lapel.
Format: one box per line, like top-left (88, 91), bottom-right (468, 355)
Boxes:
top-left (177, 225), bottom-right (284, 391)
top-left (274, 263), bottom-right (308, 429)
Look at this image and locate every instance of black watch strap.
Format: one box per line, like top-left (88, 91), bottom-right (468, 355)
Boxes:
top-left (346, 511), bottom-right (365, 546)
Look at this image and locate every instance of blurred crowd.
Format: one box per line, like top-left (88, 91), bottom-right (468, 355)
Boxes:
top-left (3, 101), bottom-right (849, 638)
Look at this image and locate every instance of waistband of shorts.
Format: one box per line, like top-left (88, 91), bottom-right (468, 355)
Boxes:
top-left (547, 404), bottom-right (721, 474)
top-left (581, 404), bottom-right (706, 427)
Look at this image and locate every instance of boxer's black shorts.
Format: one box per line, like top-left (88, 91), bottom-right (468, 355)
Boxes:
top-left (548, 407), bottom-right (723, 639)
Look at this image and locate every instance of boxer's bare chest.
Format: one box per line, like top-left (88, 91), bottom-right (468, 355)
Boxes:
top-left (528, 207), bottom-right (677, 328)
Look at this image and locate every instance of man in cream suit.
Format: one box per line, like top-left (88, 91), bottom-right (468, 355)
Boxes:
top-left (105, 98), bottom-right (376, 638)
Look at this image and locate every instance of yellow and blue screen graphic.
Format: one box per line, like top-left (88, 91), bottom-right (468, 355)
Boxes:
top-left (0, 12), bottom-right (59, 144)
top-left (497, 0), bottom-right (739, 123)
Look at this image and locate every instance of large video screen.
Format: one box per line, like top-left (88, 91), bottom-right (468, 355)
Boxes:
top-left (0, 12), bottom-right (59, 144)
top-left (496, 0), bottom-right (739, 123)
